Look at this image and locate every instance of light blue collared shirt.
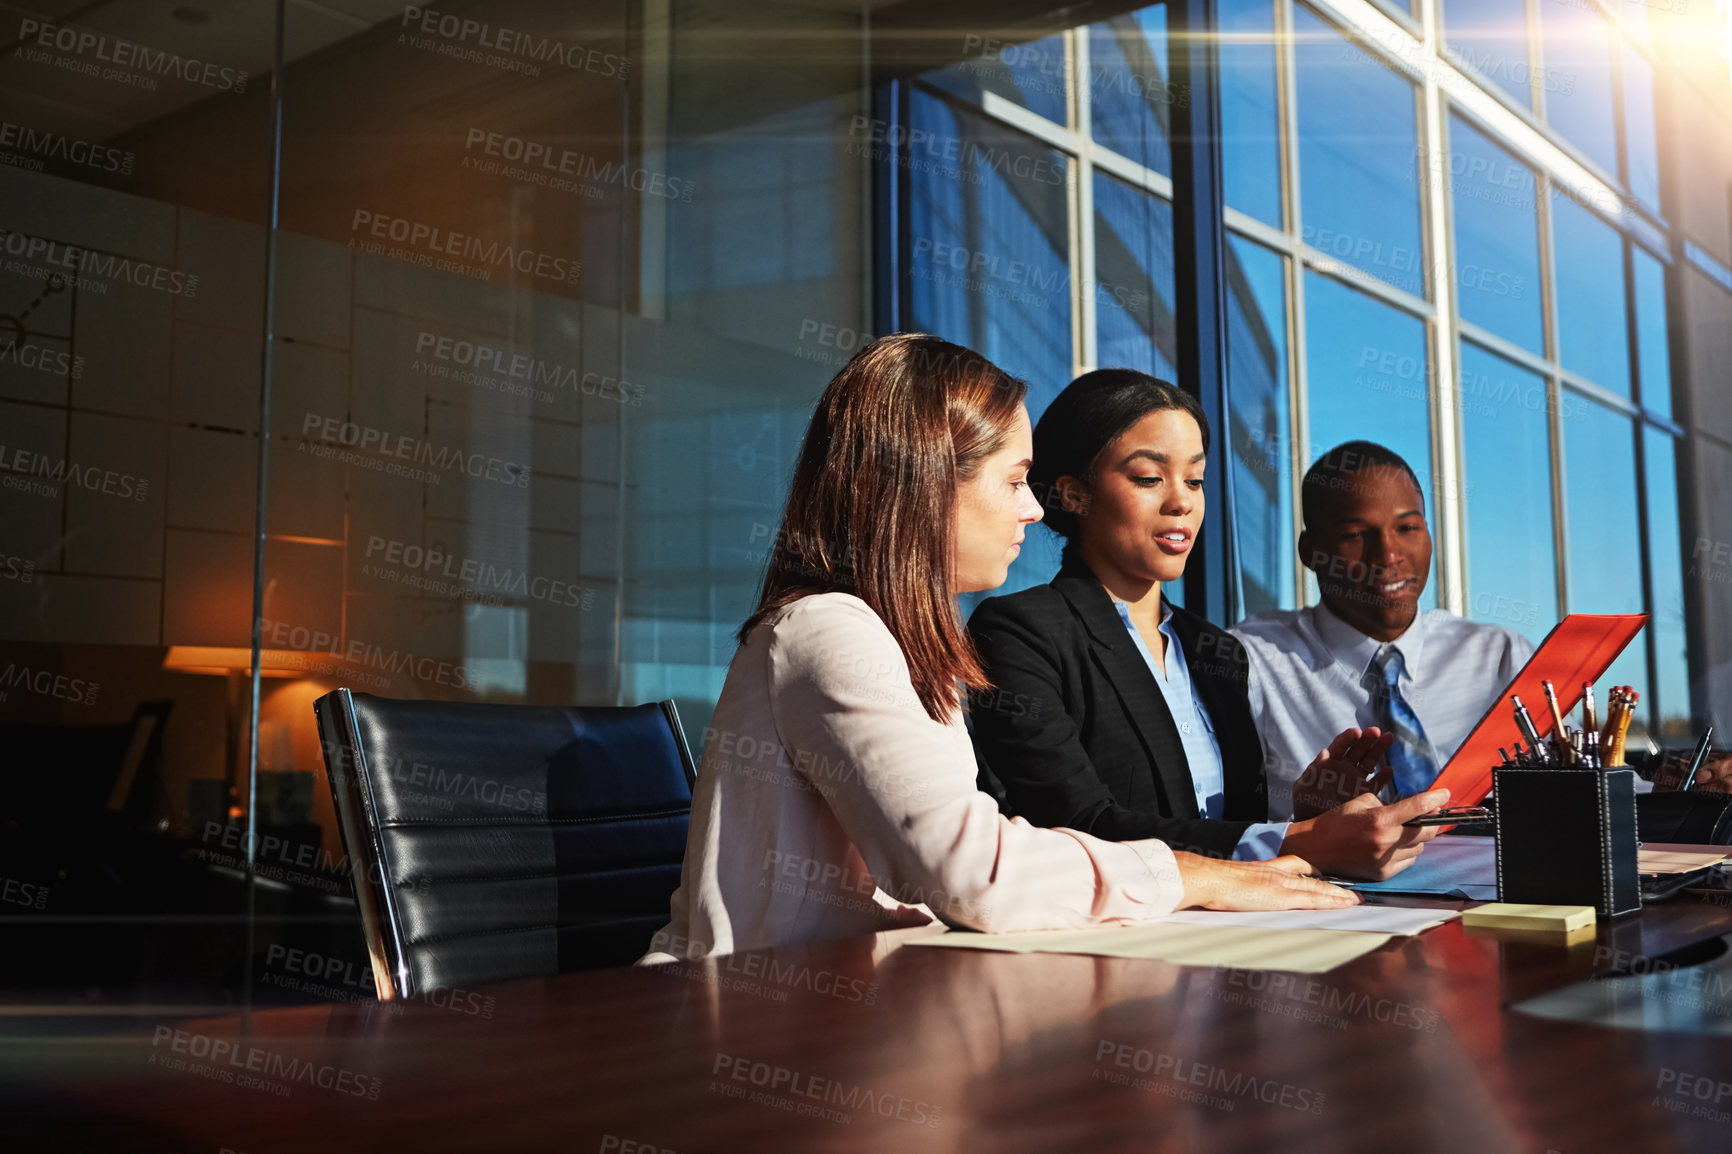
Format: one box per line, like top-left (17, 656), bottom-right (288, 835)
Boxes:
top-left (1112, 600), bottom-right (1291, 861)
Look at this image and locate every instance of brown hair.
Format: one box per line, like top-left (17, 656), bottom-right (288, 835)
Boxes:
top-left (741, 332), bottom-right (1028, 721)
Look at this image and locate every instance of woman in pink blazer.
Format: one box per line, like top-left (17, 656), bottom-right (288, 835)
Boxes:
top-left (643, 334), bottom-right (1360, 963)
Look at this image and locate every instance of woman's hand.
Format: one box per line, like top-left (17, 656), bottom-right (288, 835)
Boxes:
top-left (1172, 852), bottom-right (1361, 911)
top-left (1292, 727), bottom-right (1396, 819)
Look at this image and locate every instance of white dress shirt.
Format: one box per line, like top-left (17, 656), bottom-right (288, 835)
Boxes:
top-left (1111, 600), bottom-right (1290, 859)
top-left (640, 592), bottom-right (1186, 963)
top-left (1232, 603), bottom-right (1535, 820)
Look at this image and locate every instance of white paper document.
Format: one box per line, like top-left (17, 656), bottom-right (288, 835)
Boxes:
top-left (1155, 906), bottom-right (1459, 936)
top-left (1637, 844), bottom-right (1732, 874)
top-left (910, 923), bottom-right (1395, 972)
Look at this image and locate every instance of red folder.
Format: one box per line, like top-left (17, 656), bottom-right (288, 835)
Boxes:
top-left (1429, 613), bottom-right (1649, 805)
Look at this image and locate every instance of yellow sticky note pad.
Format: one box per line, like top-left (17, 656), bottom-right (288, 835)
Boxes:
top-left (1461, 903), bottom-right (1596, 934)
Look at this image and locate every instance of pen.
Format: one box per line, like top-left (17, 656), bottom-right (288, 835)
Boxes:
top-left (1582, 682), bottom-right (1598, 734)
top-left (1542, 681), bottom-right (1575, 765)
top-left (1498, 746), bottom-right (1514, 767)
top-left (1679, 726), bottom-right (1716, 791)
top-left (1602, 687), bottom-right (1634, 768)
top-left (1511, 696), bottom-right (1543, 762)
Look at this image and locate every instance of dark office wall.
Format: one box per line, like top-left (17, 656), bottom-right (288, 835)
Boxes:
top-left (0, 0), bottom-right (881, 995)
top-left (1657, 43), bottom-right (1732, 734)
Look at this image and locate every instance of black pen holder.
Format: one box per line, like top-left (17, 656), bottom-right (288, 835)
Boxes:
top-left (1493, 767), bottom-right (1641, 917)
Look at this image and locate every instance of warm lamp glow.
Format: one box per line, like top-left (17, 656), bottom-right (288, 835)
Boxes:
top-left (162, 646), bottom-right (311, 677)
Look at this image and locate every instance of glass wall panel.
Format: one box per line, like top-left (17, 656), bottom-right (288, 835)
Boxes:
top-left (1368, 0), bottom-right (1418, 22)
top-left (1090, 170), bottom-right (1181, 605)
top-left (1563, 396), bottom-right (1649, 730)
top-left (1088, 6), bottom-right (1174, 176)
top-left (0, 0), bottom-right (878, 1011)
top-left (264, 3), bottom-right (646, 801)
top-left (1292, 7), bottom-right (1423, 297)
top-left (652, 90), bottom-right (869, 723)
top-left (1220, 0), bottom-right (1283, 228)
top-left (1539, 0), bottom-right (1618, 176)
top-left (1448, 117), bottom-right (1543, 353)
top-left (1552, 198), bottom-right (1631, 397)
top-left (1645, 429), bottom-right (1690, 741)
top-left (1443, 0), bottom-right (1534, 108)
top-left (1302, 271), bottom-right (1436, 611)
top-left (908, 91), bottom-right (1072, 395)
top-left (1633, 246), bottom-right (1671, 419)
top-left (0, 0), bottom-right (278, 998)
top-left (928, 32), bottom-right (1069, 126)
top-left (1622, 46), bottom-right (1661, 214)
top-left (1459, 343), bottom-right (1557, 647)
top-left (1092, 171), bottom-right (1177, 378)
top-left (908, 90), bottom-right (1071, 602)
top-left (1225, 234), bottom-right (1293, 616)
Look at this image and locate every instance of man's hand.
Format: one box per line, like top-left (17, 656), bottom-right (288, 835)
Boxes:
top-left (1654, 753), bottom-right (1732, 794)
top-left (1278, 788), bottom-right (1452, 881)
top-left (1173, 852), bottom-right (1362, 911)
top-left (1292, 727), bottom-right (1396, 819)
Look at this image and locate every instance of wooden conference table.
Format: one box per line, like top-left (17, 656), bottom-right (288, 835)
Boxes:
top-left (11, 895), bottom-right (1732, 1154)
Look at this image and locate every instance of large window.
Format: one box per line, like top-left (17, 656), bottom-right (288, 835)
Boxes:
top-left (1448, 117), bottom-right (1543, 354)
top-left (1442, 0), bottom-right (1532, 109)
top-left (1563, 401), bottom-right (1650, 704)
top-left (1093, 172), bottom-right (1178, 377)
top-left (1226, 235), bottom-right (1294, 614)
top-left (1220, 0), bottom-right (1284, 227)
top-left (1539, 0), bottom-right (1619, 176)
top-left (1622, 45), bottom-right (1662, 213)
top-left (1553, 198), bottom-right (1631, 398)
top-left (928, 31), bottom-right (1068, 124)
top-left (907, 93), bottom-right (1072, 396)
top-left (1632, 247), bottom-right (1672, 418)
top-left (890, 0), bottom-right (1693, 739)
top-left (1088, 10), bottom-right (1174, 176)
top-left (895, 11), bottom-right (1181, 602)
top-left (1301, 271), bottom-right (1437, 612)
top-left (1292, 8), bottom-right (1424, 297)
top-left (1459, 345), bottom-right (1557, 647)
top-left (1645, 430), bottom-right (1690, 740)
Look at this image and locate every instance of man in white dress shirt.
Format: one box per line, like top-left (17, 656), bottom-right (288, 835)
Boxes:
top-left (1234, 442), bottom-right (1536, 820)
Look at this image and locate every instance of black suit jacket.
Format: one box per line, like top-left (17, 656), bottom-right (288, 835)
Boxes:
top-left (967, 556), bottom-right (1269, 858)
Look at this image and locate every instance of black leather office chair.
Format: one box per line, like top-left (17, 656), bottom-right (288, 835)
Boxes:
top-left (313, 689), bottom-right (696, 999)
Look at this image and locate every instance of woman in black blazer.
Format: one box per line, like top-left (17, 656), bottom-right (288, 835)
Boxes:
top-left (967, 369), bottom-right (1443, 878)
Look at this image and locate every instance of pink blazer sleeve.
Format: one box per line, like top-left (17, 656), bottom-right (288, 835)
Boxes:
top-left (765, 595), bottom-right (1186, 932)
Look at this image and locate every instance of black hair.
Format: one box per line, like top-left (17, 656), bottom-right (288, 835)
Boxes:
top-left (1300, 441), bottom-right (1425, 531)
top-left (1029, 368), bottom-right (1210, 545)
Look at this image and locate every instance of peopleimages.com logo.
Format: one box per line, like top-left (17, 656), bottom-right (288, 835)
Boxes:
top-left (350, 210), bottom-right (580, 285)
top-left (462, 128), bottom-right (692, 201)
top-left (362, 534), bottom-right (596, 610)
top-left (150, 1027), bottom-right (381, 1100)
top-left (15, 16), bottom-right (248, 92)
top-left (0, 119), bottom-right (134, 174)
top-left (299, 412), bottom-right (530, 488)
top-left (398, 5), bottom-right (629, 80)
top-left (413, 331), bottom-right (645, 405)
top-left (0, 443), bottom-right (145, 502)
top-left (0, 229), bottom-right (197, 296)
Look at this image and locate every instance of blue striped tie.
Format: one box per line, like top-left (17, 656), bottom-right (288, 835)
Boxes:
top-left (1368, 646), bottom-right (1439, 797)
